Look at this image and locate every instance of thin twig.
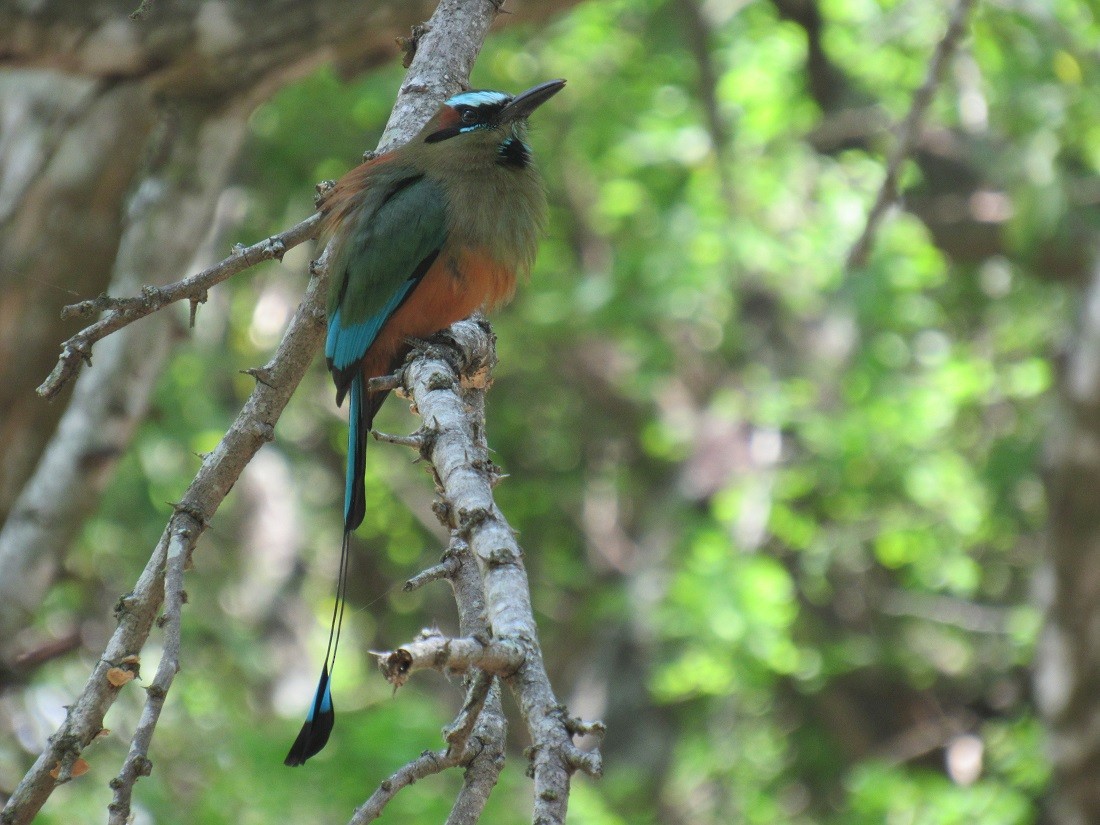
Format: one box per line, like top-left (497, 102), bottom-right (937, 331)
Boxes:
top-left (106, 516), bottom-right (193, 824)
top-left (444, 669), bottom-right (494, 754)
top-left (354, 535), bottom-right (507, 825)
top-left (845, 0), bottom-right (978, 269)
top-left (36, 214), bottom-right (322, 400)
top-left (372, 429), bottom-right (427, 449)
top-left (404, 553), bottom-right (462, 591)
top-left (353, 748), bottom-right (460, 823)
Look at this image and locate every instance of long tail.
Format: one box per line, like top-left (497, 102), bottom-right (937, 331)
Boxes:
top-left (285, 374), bottom-right (388, 766)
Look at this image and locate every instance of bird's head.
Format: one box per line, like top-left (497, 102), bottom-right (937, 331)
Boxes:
top-left (419, 79), bottom-right (566, 168)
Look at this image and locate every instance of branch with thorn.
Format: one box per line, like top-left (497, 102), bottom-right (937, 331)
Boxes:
top-left (1, 0), bottom-right (513, 822)
top-left (36, 215), bottom-right (321, 401)
top-left (359, 318), bottom-right (603, 825)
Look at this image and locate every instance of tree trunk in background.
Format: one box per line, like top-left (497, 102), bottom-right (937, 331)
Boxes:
top-left (0, 74), bottom-right (156, 518)
top-left (0, 98), bottom-right (250, 646)
top-left (0, 0), bottom-right (574, 658)
top-left (1036, 259), bottom-right (1100, 825)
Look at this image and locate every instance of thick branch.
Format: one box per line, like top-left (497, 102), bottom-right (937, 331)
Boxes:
top-left (397, 319), bottom-right (603, 824)
top-left (353, 534), bottom-right (508, 824)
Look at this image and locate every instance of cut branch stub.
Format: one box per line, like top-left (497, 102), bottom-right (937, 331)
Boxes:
top-left (372, 631), bottom-right (524, 688)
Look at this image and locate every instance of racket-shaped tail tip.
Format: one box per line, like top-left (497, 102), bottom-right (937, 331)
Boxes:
top-left (284, 667), bottom-right (335, 767)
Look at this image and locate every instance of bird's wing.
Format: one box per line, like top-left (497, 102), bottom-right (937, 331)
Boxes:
top-left (325, 172), bottom-right (449, 396)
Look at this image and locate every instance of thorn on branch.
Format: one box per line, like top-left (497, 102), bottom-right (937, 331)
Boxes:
top-left (241, 366), bottom-right (275, 387)
top-left (368, 372), bottom-right (404, 393)
top-left (404, 553), bottom-right (461, 591)
top-left (372, 429), bottom-right (426, 449)
top-left (188, 292), bottom-right (206, 328)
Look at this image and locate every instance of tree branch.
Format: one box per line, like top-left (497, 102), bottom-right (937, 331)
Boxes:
top-left (106, 517), bottom-right (190, 825)
top-left (353, 534), bottom-right (509, 825)
top-left (384, 318), bottom-right (603, 823)
top-left (373, 630), bottom-right (523, 687)
top-left (36, 212), bottom-right (322, 400)
top-left (0, 250), bottom-right (324, 825)
top-left (845, 0), bottom-right (978, 269)
top-left (1, 0), bottom-right (504, 819)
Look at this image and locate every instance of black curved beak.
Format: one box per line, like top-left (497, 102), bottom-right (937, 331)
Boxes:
top-left (500, 79), bottom-right (566, 123)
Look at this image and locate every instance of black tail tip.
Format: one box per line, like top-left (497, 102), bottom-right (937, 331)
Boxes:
top-left (284, 709), bottom-right (335, 767)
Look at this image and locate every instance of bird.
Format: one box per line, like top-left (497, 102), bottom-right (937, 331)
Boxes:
top-left (284, 78), bottom-right (566, 767)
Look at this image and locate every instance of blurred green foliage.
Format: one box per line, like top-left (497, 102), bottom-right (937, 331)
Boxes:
top-left (12, 0), bottom-right (1100, 821)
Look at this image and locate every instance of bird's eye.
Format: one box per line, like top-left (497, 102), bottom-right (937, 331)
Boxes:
top-left (460, 109), bottom-right (478, 124)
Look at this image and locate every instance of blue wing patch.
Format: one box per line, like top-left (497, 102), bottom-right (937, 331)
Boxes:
top-left (326, 285), bottom-right (415, 372)
top-left (324, 174), bottom-right (448, 379)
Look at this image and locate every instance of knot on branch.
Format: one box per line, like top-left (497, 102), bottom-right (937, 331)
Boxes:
top-left (396, 23), bottom-right (429, 68)
top-left (457, 506), bottom-right (491, 535)
top-left (315, 179), bottom-right (336, 207)
top-left (248, 419), bottom-right (276, 442)
top-left (265, 237), bottom-right (287, 262)
top-left (485, 546), bottom-right (520, 568)
top-left (374, 631), bottom-right (524, 688)
top-left (565, 716), bottom-right (607, 741)
top-left (374, 647), bottom-right (415, 687)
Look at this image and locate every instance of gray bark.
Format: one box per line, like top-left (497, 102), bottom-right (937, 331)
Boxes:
top-left (1035, 258), bottom-right (1100, 825)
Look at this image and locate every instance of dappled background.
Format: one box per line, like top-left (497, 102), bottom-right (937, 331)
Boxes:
top-left (2, 0), bottom-right (1099, 822)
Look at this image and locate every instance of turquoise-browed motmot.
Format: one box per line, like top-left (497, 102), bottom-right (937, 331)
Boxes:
top-left (285, 79), bottom-right (566, 766)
